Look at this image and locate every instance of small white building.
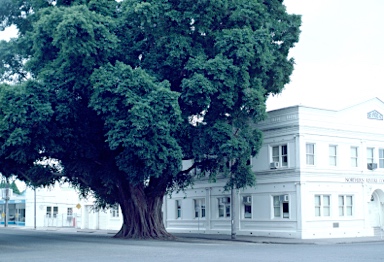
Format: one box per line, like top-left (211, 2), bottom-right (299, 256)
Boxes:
top-left (1, 182), bottom-right (123, 231)
top-left (164, 98), bottom-right (384, 239)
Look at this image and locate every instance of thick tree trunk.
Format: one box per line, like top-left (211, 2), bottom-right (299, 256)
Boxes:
top-left (113, 182), bottom-right (174, 239)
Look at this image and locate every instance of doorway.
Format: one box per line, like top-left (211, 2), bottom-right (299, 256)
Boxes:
top-left (368, 190), bottom-right (384, 228)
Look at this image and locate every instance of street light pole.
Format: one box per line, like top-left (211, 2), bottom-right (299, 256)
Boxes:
top-left (34, 187), bottom-right (37, 229)
top-left (231, 183), bottom-right (236, 239)
top-left (230, 160), bottom-right (236, 240)
top-left (4, 180), bottom-right (9, 227)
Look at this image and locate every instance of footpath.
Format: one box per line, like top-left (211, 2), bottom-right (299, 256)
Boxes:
top-left (10, 226), bottom-right (384, 245)
top-left (173, 232), bottom-right (384, 245)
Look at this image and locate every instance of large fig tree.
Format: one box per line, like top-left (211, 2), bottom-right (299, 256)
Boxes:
top-left (0, 0), bottom-right (301, 238)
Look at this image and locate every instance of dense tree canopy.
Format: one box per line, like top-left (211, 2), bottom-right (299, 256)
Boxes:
top-left (0, 0), bottom-right (301, 238)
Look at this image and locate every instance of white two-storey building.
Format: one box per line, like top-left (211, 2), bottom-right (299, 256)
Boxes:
top-left (164, 98), bottom-right (384, 239)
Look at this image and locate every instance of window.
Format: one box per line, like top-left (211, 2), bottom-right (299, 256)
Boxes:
top-left (351, 147), bottom-right (359, 167)
top-left (218, 197), bottom-right (231, 218)
top-left (194, 199), bottom-right (206, 218)
top-left (367, 147), bottom-right (374, 164)
top-left (46, 206), bottom-right (58, 218)
top-left (66, 208), bottom-right (73, 224)
top-left (246, 157), bottom-right (252, 166)
top-left (46, 207), bottom-right (52, 218)
top-left (243, 196), bottom-right (252, 219)
top-left (273, 195), bottom-right (289, 218)
top-left (273, 196), bottom-right (280, 217)
top-left (176, 200), bottom-right (181, 219)
top-left (272, 144), bottom-right (288, 167)
top-left (306, 143), bottom-right (315, 165)
top-left (53, 207), bottom-right (58, 218)
top-left (338, 195), bottom-right (353, 216)
top-left (314, 195), bottom-right (330, 217)
top-left (329, 145), bottom-right (337, 166)
top-left (16, 209), bottom-right (25, 223)
top-left (379, 149), bottom-right (384, 168)
top-left (111, 206), bottom-right (119, 218)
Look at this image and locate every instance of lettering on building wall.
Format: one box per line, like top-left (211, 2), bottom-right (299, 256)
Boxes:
top-left (367, 110), bottom-right (383, 120)
top-left (271, 117), bottom-right (281, 122)
top-left (270, 114), bottom-right (298, 123)
top-left (286, 114), bottom-right (298, 120)
top-left (345, 178), bottom-right (384, 183)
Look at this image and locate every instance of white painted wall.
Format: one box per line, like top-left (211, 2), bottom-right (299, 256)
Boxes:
top-left (166, 98), bottom-right (384, 239)
top-left (25, 184), bottom-right (81, 228)
top-left (24, 183), bottom-right (122, 231)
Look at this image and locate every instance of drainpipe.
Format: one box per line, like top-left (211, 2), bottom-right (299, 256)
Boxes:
top-left (380, 201), bottom-right (383, 239)
top-left (295, 182), bottom-right (302, 237)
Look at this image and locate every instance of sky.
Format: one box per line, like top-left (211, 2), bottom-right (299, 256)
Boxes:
top-left (267, 0), bottom-right (384, 111)
top-left (1, 0), bottom-right (384, 111)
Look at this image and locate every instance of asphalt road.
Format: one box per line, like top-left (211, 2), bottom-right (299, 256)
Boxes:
top-left (1, 228), bottom-right (383, 262)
